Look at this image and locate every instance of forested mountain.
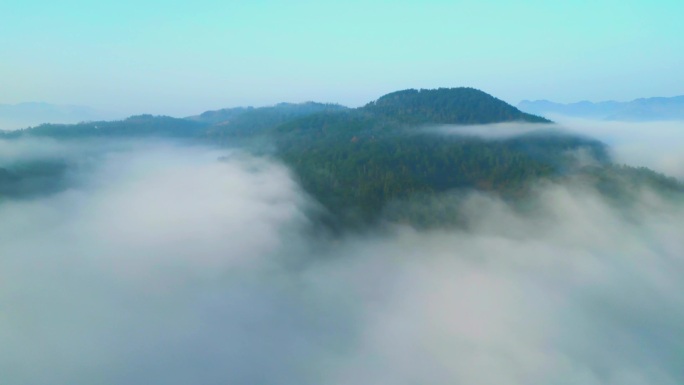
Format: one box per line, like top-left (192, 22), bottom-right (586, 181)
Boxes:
top-left (365, 88), bottom-right (550, 124)
top-left (1, 102), bottom-right (347, 142)
top-left (4, 89), bottom-right (541, 140)
top-left (265, 89), bottom-right (586, 224)
top-left (2, 87), bottom-right (681, 227)
top-left (518, 95), bottom-right (684, 121)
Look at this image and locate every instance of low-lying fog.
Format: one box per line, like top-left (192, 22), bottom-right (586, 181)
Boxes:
top-left (2, 118), bottom-right (683, 385)
top-left (555, 117), bottom-right (684, 180)
top-left (437, 118), bottom-right (684, 180)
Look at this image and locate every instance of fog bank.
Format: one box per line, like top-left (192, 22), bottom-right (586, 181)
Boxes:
top-left (1, 140), bottom-right (683, 384)
top-left (434, 118), bottom-right (684, 181)
top-left (555, 117), bottom-right (684, 180)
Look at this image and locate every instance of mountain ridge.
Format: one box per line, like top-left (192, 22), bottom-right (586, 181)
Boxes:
top-left (2, 87), bottom-right (680, 228)
top-left (3, 88), bottom-right (550, 139)
top-left (518, 95), bottom-right (684, 121)
top-left (365, 88), bottom-right (550, 124)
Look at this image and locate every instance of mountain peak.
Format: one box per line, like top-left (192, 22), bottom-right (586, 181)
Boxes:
top-left (364, 87), bottom-right (550, 124)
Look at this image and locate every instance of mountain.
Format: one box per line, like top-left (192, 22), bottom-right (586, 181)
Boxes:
top-left (2, 87), bottom-right (680, 228)
top-left (518, 95), bottom-right (684, 121)
top-left (0, 102), bottom-right (115, 131)
top-left (270, 89), bottom-right (602, 225)
top-left (274, 88), bottom-right (552, 145)
top-left (611, 96), bottom-right (684, 120)
top-left (365, 88), bottom-right (550, 124)
top-left (2, 102), bottom-right (347, 141)
top-left (6, 89), bottom-right (544, 140)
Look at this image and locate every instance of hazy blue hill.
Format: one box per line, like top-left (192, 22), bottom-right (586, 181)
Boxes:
top-left (608, 96), bottom-right (684, 121)
top-left (518, 95), bottom-right (684, 121)
top-left (518, 100), bottom-right (622, 119)
top-left (3, 115), bottom-right (208, 139)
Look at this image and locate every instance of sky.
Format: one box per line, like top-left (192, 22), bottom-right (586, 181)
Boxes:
top-left (1, 0), bottom-right (683, 116)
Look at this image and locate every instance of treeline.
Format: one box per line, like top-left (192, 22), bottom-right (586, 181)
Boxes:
top-left (279, 129), bottom-right (608, 224)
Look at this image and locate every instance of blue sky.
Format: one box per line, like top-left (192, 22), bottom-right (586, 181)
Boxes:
top-left (1, 0), bottom-right (683, 116)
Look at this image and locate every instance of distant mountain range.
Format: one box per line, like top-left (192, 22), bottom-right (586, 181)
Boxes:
top-left (518, 96), bottom-right (684, 121)
top-left (0, 102), bottom-right (116, 131)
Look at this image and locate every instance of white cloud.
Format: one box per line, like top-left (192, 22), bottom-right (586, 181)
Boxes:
top-left (553, 117), bottom-right (684, 180)
top-left (1, 139), bottom-right (683, 385)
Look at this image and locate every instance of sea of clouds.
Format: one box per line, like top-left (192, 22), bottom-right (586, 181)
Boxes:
top-left (1, 118), bottom-right (683, 385)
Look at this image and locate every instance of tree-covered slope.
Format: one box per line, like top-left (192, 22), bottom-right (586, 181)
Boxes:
top-left (271, 89), bottom-right (680, 226)
top-left (278, 129), bottom-right (610, 224)
top-left (199, 102), bottom-right (348, 144)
